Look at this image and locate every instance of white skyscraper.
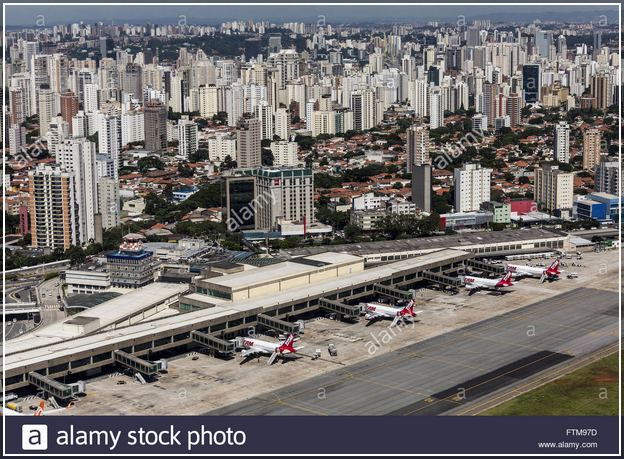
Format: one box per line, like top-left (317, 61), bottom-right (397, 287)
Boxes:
top-left (428, 86), bottom-right (443, 130)
top-left (271, 141), bottom-right (298, 166)
top-left (96, 113), bottom-right (122, 179)
top-left (178, 119), bottom-right (198, 158)
top-left (121, 109), bottom-right (145, 145)
top-left (273, 108), bottom-right (290, 141)
top-left (98, 176), bottom-right (121, 230)
top-left (57, 138), bottom-right (99, 243)
top-left (83, 83), bottom-right (99, 113)
top-left (454, 163), bottom-right (492, 213)
top-left (553, 121), bottom-right (570, 163)
top-left (38, 86), bottom-right (56, 140)
top-left (255, 101), bottom-right (274, 140)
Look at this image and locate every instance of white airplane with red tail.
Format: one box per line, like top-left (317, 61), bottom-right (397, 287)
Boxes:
top-left (462, 271), bottom-right (513, 294)
top-left (363, 300), bottom-right (423, 327)
top-left (1, 401), bottom-right (65, 416)
top-left (240, 334), bottom-right (303, 365)
top-left (506, 259), bottom-right (562, 283)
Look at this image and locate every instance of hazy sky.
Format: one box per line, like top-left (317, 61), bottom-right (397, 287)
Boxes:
top-left (4, 4), bottom-right (620, 27)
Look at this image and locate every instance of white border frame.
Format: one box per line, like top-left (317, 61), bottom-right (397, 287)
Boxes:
top-left (1, 2), bottom-right (621, 456)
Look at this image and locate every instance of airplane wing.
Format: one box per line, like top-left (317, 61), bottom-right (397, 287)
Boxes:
top-left (267, 350), bottom-right (279, 365)
top-left (366, 311), bottom-right (385, 319)
top-left (241, 347), bottom-right (261, 358)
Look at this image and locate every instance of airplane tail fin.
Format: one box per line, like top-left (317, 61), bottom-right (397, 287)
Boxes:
top-left (497, 271), bottom-right (513, 287)
top-left (402, 300), bottom-right (416, 316)
top-left (279, 334), bottom-right (297, 353)
top-left (34, 401), bottom-right (45, 416)
top-left (546, 259), bottom-right (561, 275)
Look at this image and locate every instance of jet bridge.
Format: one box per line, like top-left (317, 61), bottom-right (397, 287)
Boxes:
top-left (27, 372), bottom-right (85, 400)
top-left (373, 284), bottom-right (414, 300)
top-left (422, 270), bottom-right (462, 287)
top-left (191, 330), bottom-right (235, 354)
top-left (466, 259), bottom-right (506, 274)
top-left (113, 350), bottom-right (166, 376)
top-left (257, 314), bottom-right (299, 335)
top-left (319, 298), bottom-right (361, 319)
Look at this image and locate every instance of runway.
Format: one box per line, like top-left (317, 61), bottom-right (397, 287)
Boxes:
top-left (207, 287), bottom-right (619, 416)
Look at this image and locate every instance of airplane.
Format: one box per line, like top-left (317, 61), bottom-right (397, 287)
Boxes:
top-left (240, 334), bottom-right (303, 365)
top-left (506, 259), bottom-right (562, 283)
top-left (462, 271), bottom-right (513, 295)
top-left (1, 400), bottom-right (66, 416)
top-left (363, 300), bottom-right (423, 327)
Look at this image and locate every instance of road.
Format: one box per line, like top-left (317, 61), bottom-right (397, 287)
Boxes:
top-left (3, 276), bottom-right (66, 341)
top-left (207, 287), bottom-right (618, 416)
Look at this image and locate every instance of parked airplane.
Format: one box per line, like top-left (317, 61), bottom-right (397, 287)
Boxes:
top-left (506, 259), bottom-right (561, 283)
top-left (462, 271), bottom-right (513, 294)
top-left (1, 401), bottom-right (65, 416)
top-left (240, 334), bottom-right (303, 365)
top-left (363, 300), bottom-right (423, 327)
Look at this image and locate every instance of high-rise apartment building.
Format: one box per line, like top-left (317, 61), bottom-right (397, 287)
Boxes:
top-left (553, 121), bottom-right (570, 163)
top-left (236, 115), bottom-right (261, 168)
top-left (270, 141), bottom-right (298, 167)
top-left (453, 163), bottom-right (492, 212)
top-left (582, 128), bottom-right (602, 170)
top-left (406, 125), bottom-right (430, 173)
top-left (534, 164), bottom-right (574, 217)
top-left (178, 119), bottom-right (198, 158)
top-left (144, 101), bottom-right (168, 153)
top-left (28, 165), bottom-right (77, 249)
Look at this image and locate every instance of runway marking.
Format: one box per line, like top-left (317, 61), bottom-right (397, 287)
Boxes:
top-left (221, 288), bottom-right (617, 416)
top-left (406, 323), bottom-right (620, 416)
top-left (451, 342), bottom-right (619, 415)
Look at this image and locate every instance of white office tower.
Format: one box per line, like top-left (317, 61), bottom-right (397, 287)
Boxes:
top-left (255, 101), bottom-right (274, 140)
top-left (178, 119), bottom-right (198, 158)
top-left (98, 176), bottom-right (121, 230)
top-left (46, 116), bottom-right (70, 155)
top-left (38, 86), bottom-right (56, 140)
top-left (226, 84), bottom-right (245, 127)
top-left (199, 85), bottom-right (219, 118)
top-left (553, 121), bottom-right (570, 163)
top-left (472, 113), bottom-right (488, 132)
top-left (273, 108), bottom-right (290, 140)
top-left (96, 113), bottom-right (122, 179)
top-left (8, 125), bottom-right (26, 155)
top-left (351, 89), bottom-right (375, 131)
top-left (83, 83), bottom-right (99, 113)
top-left (305, 99), bottom-right (316, 131)
top-left (121, 109), bottom-right (145, 145)
top-left (267, 50), bottom-right (300, 88)
top-left (534, 164), bottom-right (574, 217)
top-left (406, 125), bottom-right (430, 173)
top-left (428, 87), bottom-right (443, 130)
top-left (271, 141), bottom-right (298, 166)
top-left (28, 165), bottom-right (78, 249)
top-left (72, 111), bottom-right (89, 138)
top-left (57, 138), bottom-right (99, 243)
top-left (208, 133), bottom-right (237, 162)
top-left (310, 110), bottom-right (335, 137)
top-left (454, 163), bottom-right (492, 213)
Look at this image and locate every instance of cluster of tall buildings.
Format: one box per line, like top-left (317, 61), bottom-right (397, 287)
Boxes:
top-left (3, 18), bottom-right (620, 248)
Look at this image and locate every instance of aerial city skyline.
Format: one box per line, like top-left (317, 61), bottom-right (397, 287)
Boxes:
top-left (1, 5), bottom-right (620, 447)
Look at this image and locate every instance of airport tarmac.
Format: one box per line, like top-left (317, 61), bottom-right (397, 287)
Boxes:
top-left (40, 249), bottom-right (618, 416)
